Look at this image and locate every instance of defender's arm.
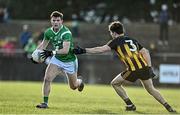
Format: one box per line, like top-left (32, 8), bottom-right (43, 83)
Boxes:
top-left (86, 45), bottom-right (111, 54)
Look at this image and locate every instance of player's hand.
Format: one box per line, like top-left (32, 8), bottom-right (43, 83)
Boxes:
top-left (73, 46), bottom-right (86, 54)
top-left (40, 49), bottom-right (53, 59)
top-left (30, 57), bottom-right (39, 64)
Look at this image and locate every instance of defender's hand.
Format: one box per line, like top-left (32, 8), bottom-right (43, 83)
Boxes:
top-left (73, 46), bottom-right (86, 54)
top-left (40, 49), bottom-right (53, 59)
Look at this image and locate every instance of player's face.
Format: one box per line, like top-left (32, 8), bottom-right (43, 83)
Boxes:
top-left (51, 17), bottom-right (63, 30)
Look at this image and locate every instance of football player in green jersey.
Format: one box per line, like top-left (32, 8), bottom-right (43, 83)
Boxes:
top-left (34, 11), bottom-right (84, 108)
top-left (73, 21), bottom-right (176, 112)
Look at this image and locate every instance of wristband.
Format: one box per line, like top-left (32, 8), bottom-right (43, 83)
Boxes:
top-left (52, 50), bottom-right (56, 55)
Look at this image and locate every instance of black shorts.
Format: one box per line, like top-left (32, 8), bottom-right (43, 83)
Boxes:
top-left (121, 67), bottom-right (156, 82)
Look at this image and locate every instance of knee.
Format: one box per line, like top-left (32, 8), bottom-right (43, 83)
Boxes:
top-left (110, 80), bottom-right (115, 86)
top-left (44, 77), bottom-right (52, 83)
top-left (44, 73), bottom-right (53, 82)
top-left (111, 80), bottom-right (121, 86)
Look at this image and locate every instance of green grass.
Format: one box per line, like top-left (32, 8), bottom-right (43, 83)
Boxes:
top-left (0, 81), bottom-right (179, 114)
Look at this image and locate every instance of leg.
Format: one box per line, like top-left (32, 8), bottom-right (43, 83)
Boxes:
top-left (111, 73), bottom-right (136, 111)
top-left (43, 64), bottom-right (60, 97)
top-left (64, 58), bottom-right (84, 91)
top-left (141, 79), bottom-right (176, 112)
top-left (36, 63), bottom-right (60, 108)
top-left (66, 72), bottom-right (84, 91)
top-left (111, 73), bottom-right (129, 100)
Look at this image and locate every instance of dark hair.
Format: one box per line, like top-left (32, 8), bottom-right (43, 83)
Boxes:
top-left (108, 21), bottom-right (124, 34)
top-left (50, 11), bottom-right (63, 19)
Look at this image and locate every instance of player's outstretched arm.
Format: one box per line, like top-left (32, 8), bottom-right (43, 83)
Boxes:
top-left (73, 45), bottom-right (111, 54)
top-left (73, 46), bottom-right (86, 54)
top-left (73, 45), bottom-right (111, 55)
top-left (86, 45), bottom-right (111, 54)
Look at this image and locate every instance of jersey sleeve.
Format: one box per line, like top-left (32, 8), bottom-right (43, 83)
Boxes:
top-left (135, 40), bottom-right (143, 50)
top-left (107, 40), bottom-right (116, 50)
top-left (61, 31), bottom-right (72, 41)
top-left (138, 42), bottom-right (143, 50)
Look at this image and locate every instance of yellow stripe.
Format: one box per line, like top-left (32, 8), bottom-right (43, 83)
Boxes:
top-left (139, 54), bottom-right (148, 66)
top-left (122, 59), bottom-right (128, 67)
top-left (126, 58), bottom-right (135, 71)
top-left (117, 47), bottom-right (129, 67)
top-left (133, 51), bottom-right (143, 68)
top-left (117, 46), bottom-right (134, 70)
top-left (117, 52), bottom-right (128, 66)
top-left (122, 71), bottom-right (131, 79)
top-left (124, 44), bottom-right (135, 71)
top-left (124, 44), bottom-right (132, 57)
top-left (135, 51), bottom-right (147, 67)
top-left (117, 46), bottom-right (125, 59)
top-left (133, 54), bottom-right (142, 69)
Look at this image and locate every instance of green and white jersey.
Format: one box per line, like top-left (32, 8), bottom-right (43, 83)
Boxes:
top-left (44, 25), bottom-right (76, 62)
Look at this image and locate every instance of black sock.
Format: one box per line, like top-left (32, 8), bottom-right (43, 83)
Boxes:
top-left (163, 102), bottom-right (171, 109)
top-left (124, 98), bottom-right (133, 105)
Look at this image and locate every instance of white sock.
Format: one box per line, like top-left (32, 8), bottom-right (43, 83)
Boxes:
top-left (77, 79), bottom-right (82, 87)
top-left (126, 104), bottom-right (134, 107)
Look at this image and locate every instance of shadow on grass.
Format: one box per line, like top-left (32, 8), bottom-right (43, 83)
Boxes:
top-left (46, 106), bottom-right (173, 114)
top-left (88, 109), bottom-right (149, 114)
top-left (133, 110), bottom-right (179, 114)
top-left (48, 106), bottom-right (149, 114)
top-left (50, 107), bottom-right (117, 114)
top-left (133, 110), bottom-right (146, 114)
top-left (88, 109), bottom-right (117, 114)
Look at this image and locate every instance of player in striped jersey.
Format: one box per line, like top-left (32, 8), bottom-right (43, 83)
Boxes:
top-left (73, 21), bottom-right (176, 112)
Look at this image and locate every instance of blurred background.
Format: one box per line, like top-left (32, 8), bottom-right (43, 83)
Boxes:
top-left (0, 0), bottom-right (180, 86)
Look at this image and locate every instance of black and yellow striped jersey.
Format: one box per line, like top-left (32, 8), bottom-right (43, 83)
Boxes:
top-left (107, 36), bottom-right (148, 71)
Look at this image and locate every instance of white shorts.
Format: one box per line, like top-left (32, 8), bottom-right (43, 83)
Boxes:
top-left (49, 56), bottom-right (78, 74)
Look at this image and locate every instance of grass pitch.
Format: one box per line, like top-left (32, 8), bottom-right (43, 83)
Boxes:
top-left (0, 81), bottom-right (179, 114)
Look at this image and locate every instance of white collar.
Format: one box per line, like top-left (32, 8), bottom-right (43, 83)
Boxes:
top-left (51, 25), bottom-right (63, 35)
